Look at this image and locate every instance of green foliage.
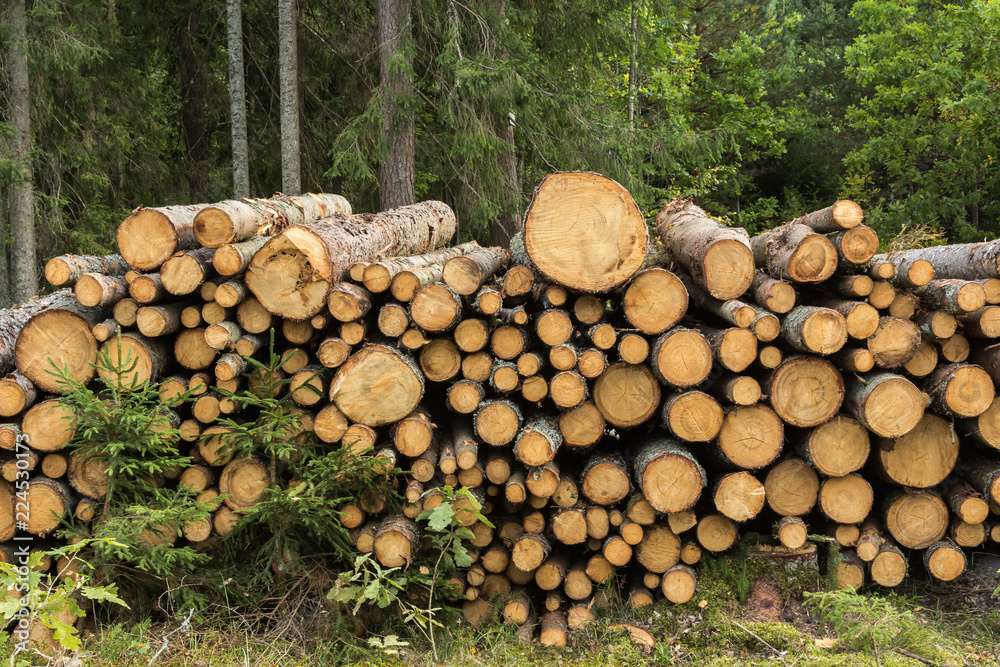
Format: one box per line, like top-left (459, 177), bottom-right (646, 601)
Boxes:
top-left (331, 486), bottom-right (491, 661)
top-left (844, 0), bottom-right (1000, 242)
top-left (53, 336), bottom-right (212, 579)
top-left (0, 539), bottom-right (129, 653)
top-left (214, 332), bottom-right (392, 579)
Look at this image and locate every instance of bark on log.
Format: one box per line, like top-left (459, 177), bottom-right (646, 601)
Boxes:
top-left (193, 193), bottom-right (351, 247)
top-left (246, 201), bottom-right (456, 320)
top-left (442, 246), bottom-right (511, 296)
top-left (14, 294), bottom-right (105, 393)
top-left (845, 372), bottom-right (924, 438)
top-left (873, 241), bottom-right (1000, 281)
top-left (924, 362), bottom-right (995, 418)
top-left (751, 223), bottom-right (838, 284)
top-left (790, 200), bottom-right (864, 233)
top-left (656, 199), bottom-right (754, 300)
top-left (780, 306), bottom-right (848, 355)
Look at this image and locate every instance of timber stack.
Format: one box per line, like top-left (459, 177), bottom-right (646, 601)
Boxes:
top-left (2, 176), bottom-right (1000, 646)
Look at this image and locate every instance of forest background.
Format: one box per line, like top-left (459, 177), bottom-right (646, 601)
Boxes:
top-left (1, 0), bottom-right (997, 309)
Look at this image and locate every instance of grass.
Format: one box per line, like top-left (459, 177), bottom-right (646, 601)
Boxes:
top-left (2, 548), bottom-right (998, 667)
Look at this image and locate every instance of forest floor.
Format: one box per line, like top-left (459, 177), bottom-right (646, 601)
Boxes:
top-left (4, 547), bottom-right (1000, 667)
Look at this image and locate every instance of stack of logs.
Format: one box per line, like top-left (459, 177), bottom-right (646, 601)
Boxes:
top-left (3, 174), bottom-right (1000, 647)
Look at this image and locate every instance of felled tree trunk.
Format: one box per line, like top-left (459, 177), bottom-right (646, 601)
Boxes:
top-left (246, 201), bottom-right (456, 320)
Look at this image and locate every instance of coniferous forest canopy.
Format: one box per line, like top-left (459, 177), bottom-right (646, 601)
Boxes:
top-left (1, 0), bottom-right (999, 308)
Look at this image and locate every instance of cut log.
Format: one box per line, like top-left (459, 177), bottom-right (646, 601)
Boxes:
top-left (622, 268), bottom-right (688, 334)
top-left (827, 274), bottom-right (873, 299)
top-left (661, 391), bottom-right (724, 443)
top-left (246, 201), bottom-right (455, 320)
top-left (491, 325), bottom-right (526, 361)
top-left (951, 519), bottom-right (986, 548)
top-left (25, 478), bottom-right (73, 536)
top-left (117, 203), bottom-right (210, 270)
top-left (867, 281), bottom-right (895, 309)
top-left (712, 375), bottom-right (761, 406)
top-left (92, 319), bottom-right (120, 342)
top-left (373, 516), bottom-right (421, 568)
top-left (750, 270), bottom-right (796, 314)
top-left (751, 223), bottom-right (838, 283)
top-left (924, 362), bottom-right (994, 418)
top-left (539, 610), bottom-right (568, 647)
top-left (559, 401), bottom-right (605, 450)
top-left (193, 193), bottom-right (351, 248)
top-left (946, 481), bottom-right (990, 524)
top-left (129, 273), bottom-right (168, 305)
top-left (442, 246), bottom-right (510, 296)
top-left (875, 241), bottom-right (1000, 281)
top-left (419, 339), bottom-right (462, 383)
top-left (550, 371), bottom-right (588, 409)
top-left (514, 418), bottom-right (562, 467)
top-left (329, 345), bottom-right (424, 427)
top-left (474, 399), bottom-right (522, 446)
top-left (713, 471), bottom-right (766, 522)
top-left (913, 279), bottom-right (987, 314)
top-left (22, 399), bottom-right (76, 452)
top-left (657, 564), bottom-right (697, 604)
top-left (512, 532), bottom-right (550, 571)
top-left (967, 459), bottom-right (1000, 504)
top-left (717, 404), bottom-right (784, 469)
top-left (961, 306), bottom-right (1000, 338)
top-left (160, 247), bottom-right (216, 296)
top-left (798, 415), bottom-right (870, 477)
top-left (817, 299), bottom-right (880, 340)
top-left (837, 551), bottom-right (865, 590)
top-left (617, 333), bottom-right (649, 365)
top-left (634, 439), bottom-right (706, 513)
top-left (844, 372), bottom-right (924, 438)
top-left (884, 490), bottom-right (949, 549)
top-left (14, 294), bottom-right (104, 393)
top-left (834, 347), bottom-right (875, 373)
top-left (581, 453), bottom-right (631, 506)
top-left (213, 237), bottom-right (269, 276)
top-left (696, 513), bottom-right (737, 552)
top-left (593, 362), bottom-right (661, 428)
top-left (73, 273), bottom-right (129, 308)
top-left (819, 473), bottom-right (873, 524)
top-left (136, 303), bottom-right (189, 338)
top-left (98, 332), bottom-right (168, 388)
top-left (696, 325), bottom-right (757, 373)
top-left (45, 253), bottom-right (131, 287)
top-left (774, 516), bottom-right (808, 549)
top-left (650, 328), bottom-right (713, 387)
top-left (876, 413), bottom-right (957, 489)
top-left (656, 199), bottom-right (753, 300)
top-left (764, 458), bottom-right (819, 516)
top-left (520, 172), bottom-right (649, 292)
top-left (551, 508), bottom-right (588, 546)
top-left (501, 265), bottom-right (534, 298)
top-left (874, 252), bottom-right (935, 288)
top-left (634, 523), bottom-right (681, 573)
top-left (0, 372), bottom-right (36, 417)
top-left (903, 340), bottom-right (938, 377)
top-left (781, 306), bottom-right (848, 355)
top-left (940, 333), bottom-right (970, 363)
top-left (829, 225), bottom-right (878, 266)
top-left (923, 539), bottom-right (967, 582)
top-left (326, 284), bottom-right (371, 323)
top-left (791, 200), bottom-right (864, 233)
top-left (888, 292), bottom-right (918, 319)
top-left (455, 319), bottom-right (490, 354)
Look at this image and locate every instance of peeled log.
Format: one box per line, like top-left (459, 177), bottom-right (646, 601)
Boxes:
top-left (656, 199), bottom-right (754, 300)
top-left (14, 295), bottom-right (105, 393)
top-left (329, 345), bottom-right (424, 427)
top-left (845, 372), bottom-right (924, 438)
top-left (520, 172), bottom-right (649, 293)
top-left (766, 356), bottom-right (844, 428)
top-left (634, 439), bottom-right (706, 513)
top-left (751, 223), bottom-right (838, 284)
top-left (193, 193), bottom-right (351, 248)
top-left (246, 201), bottom-right (456, 320)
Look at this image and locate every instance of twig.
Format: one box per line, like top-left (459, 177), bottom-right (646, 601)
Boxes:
top-left (147, 609), bottom-right (194, 666)
top-left (895, 648), bottom-right (949, 667)
top-left (731, 620), bottom-right (780, 654)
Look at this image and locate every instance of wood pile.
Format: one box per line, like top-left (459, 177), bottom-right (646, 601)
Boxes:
top-left (3, 174), bottom-right (1000, 646)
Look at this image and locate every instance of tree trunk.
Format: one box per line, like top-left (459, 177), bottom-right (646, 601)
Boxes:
top-left (278, 0), bottom-right (301, 194)
top-left (8, 0), bottom-right (36, 303)
top-left (194, 193), bottom-right (351, 248)
top-left (490, 107), bottom-right (520, 248)
top-left (179, 9), bottom-right (210, 203)
top-left (789, 200), bottom-right (864, 233)
top-left (751, 223), bottom-right (838, 284)
top-left (227, 0), bottom-right (250, 197)
top-left (874, 241), bottom-right (1000, 280)
top-left (44, 254), bottom-right (131, 287)
top-left (377, 0), bottom-right (415, 210)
